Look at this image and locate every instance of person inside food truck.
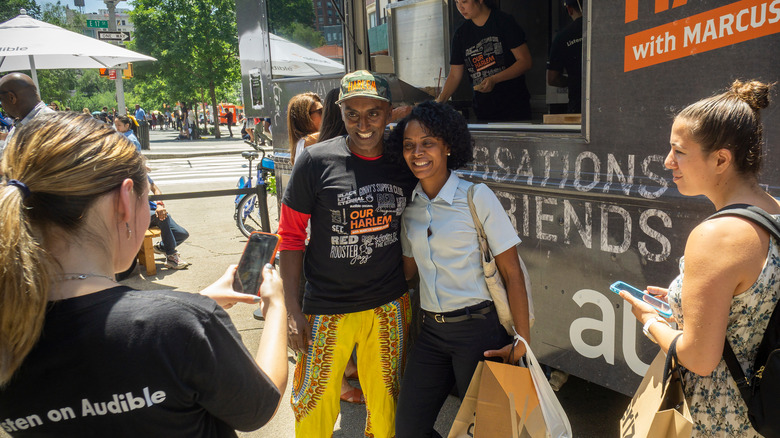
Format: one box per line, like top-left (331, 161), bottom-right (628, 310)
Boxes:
top-left (435, 0), bottom-right (533, 122)
top-left (547, 0), bottom-right (583, 114)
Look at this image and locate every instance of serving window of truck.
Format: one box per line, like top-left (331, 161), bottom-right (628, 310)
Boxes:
top-left (237, 0), bottom-right (780, 395)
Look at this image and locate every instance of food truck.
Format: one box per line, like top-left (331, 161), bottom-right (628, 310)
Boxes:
top-left (236, 0), bottom-right (780, 395)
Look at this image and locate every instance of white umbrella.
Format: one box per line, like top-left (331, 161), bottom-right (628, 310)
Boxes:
top-left (0, 10), bottom-right (155, 90)
top-left (269, 33), bottom-right (343, 77)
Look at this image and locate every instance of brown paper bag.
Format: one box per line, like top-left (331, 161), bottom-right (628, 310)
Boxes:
top-left (475, 361), bottom-right (547, 438)
top-left (620, 352), bottom-right (693, 438)
top-left (448, 362), bottom-right (483, 438)
top-left (448, 361), bottom-right (547, 438)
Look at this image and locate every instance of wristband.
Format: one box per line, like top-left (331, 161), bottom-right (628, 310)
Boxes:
top-left (642, 316), bottom-right (671, 344)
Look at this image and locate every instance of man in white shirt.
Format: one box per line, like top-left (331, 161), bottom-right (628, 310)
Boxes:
top-left (0, 73), bottom-right (55, 155)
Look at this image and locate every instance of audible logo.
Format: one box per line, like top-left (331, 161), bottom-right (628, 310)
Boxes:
top-left (0, 47), bottom-right (28, 52)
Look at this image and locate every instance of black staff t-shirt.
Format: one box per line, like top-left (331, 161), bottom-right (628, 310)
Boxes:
top-left (0, 287), bottom-right (280, 437)
top-left (283, 136), bottom-right (417, 315)
top-left (547, 16), bottom-right (583, 113)
top-left (450, 9), bottom-right (531, 121)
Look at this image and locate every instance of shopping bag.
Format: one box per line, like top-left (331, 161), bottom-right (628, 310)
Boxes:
top-left (448, 362), bottom-right (482, 438)
top-left (475, 361), bottom-right (547, 438)
top-left (620, 351), bottom-right (693, 438)
top-left (517, 337), bottom-right (573, 438)
top-left (448, 361), bottom-right (548, 438)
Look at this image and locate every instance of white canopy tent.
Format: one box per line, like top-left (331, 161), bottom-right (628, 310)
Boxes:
top-left (269, 33), bottom-right (343, 77)
top-left (0, 10), bottom-right (155, 90)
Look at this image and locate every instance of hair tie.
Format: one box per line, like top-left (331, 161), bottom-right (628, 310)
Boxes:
top-left (7, 179), bottom-right (31, 200)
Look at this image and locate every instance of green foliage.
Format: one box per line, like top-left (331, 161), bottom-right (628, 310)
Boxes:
top-left (266, 175), bottom-right (276, 195)
top-left (40, 1), bottom-right (85, 31)
top-left (130, 0), bottom-right (242, 137)
top-left (267, 0), bottom-right (315, 34)
top-left (278, 22), bottom-right (324, 49)
top-left (0, 0), bottom-right (40, 22)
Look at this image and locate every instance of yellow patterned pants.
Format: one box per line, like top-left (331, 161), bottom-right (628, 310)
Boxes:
top-left (292, 292), bottom-right (411, 438)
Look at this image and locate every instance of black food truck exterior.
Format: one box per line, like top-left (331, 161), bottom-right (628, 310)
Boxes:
top-left (236, 0), bottom-right (780, 395)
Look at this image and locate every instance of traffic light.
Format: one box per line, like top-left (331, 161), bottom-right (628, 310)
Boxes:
top-left (99, 68), bottom-right (109, 77)
top-left (122, 63), bottom-right (133, 79)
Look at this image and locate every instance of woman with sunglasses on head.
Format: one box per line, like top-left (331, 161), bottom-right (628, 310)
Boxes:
top-left (387, 101), bottom-right (530, 437)
top-left (287, 92), bottom-right (323, 165)
top-left (621, 80), bottom-right (777, 437)
top-left (0, 112), bottom-right (289, 437)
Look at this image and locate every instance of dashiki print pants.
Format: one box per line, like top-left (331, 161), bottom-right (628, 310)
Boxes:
top-left (292, 292), bottom-right (411, 438)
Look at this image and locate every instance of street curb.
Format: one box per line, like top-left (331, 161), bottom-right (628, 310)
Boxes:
top-left (142, 150), bottom-right (248, 159)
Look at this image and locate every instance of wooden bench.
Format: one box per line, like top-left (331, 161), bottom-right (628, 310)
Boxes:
top-left (137, 227), bottom-right (161, 276)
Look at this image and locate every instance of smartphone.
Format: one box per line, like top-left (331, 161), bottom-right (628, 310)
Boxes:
top-left (233, 232), bottom-right (281, 296)
top-left (609, 281), bottom-right (673, 318)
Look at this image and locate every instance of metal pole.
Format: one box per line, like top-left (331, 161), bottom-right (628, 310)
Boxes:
top-left (28, 55), bottom-right (39, 94)
top-left (105, 0), bottom-right (126, 115)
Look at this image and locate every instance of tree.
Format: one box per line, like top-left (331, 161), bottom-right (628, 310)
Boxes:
top-left (131, 0), bottom-right (241, 138)
top-left (267, 0), bottom-right (315, 35)
top-left (0, 0), bottom-right (40, 22)
top-left (278, 22), bottom-right (324, 49)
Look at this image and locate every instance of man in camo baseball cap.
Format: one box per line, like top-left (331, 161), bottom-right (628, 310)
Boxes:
top-left (336, 70), bottom-right (391, 104)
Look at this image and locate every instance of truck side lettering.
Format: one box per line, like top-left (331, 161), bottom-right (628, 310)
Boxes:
top-left (492, 191), bottom-right (673, 262)
top-left (571, 290), bottom-right (653, 376)
top-left (625, 0), bottom-right (780, 72)
top-left (625, 0), bottom-right (688, 23)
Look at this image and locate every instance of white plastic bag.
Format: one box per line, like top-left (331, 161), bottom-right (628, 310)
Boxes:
top-left (516, 336), bottom-right (572, 438)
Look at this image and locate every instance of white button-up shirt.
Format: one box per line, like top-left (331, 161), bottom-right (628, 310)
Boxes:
top-left (401, 172), bottom-right (521, 313)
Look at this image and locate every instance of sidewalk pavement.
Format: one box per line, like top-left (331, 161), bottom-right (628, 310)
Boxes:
top-left (141, 124), bottom-right (262, 159)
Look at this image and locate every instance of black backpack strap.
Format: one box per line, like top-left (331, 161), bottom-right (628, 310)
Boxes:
top-left (723, 340), bottom-right (753, 403)
top-left (709, 204), bottom-right (780, 405)
top-left (706, 204), bottom-right (780, 242)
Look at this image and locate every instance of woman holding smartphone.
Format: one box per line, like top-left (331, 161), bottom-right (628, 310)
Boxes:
top-left (621, 80), bottom-right (777, 437)
top-left (387, 101), bottom-right (530, 437)
top-left (435, 0), bottom-right (532, 121)
top-left (0, 112), bottom-right (288, 437)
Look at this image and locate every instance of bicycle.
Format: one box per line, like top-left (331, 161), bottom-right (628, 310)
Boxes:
top-left (235, 148), bottom-right (277, 237)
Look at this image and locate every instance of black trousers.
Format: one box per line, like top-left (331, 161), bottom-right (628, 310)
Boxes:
top-left (395, 302), bottom-right (511, 438)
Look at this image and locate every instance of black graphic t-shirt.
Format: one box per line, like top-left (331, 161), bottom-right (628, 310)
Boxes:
top-left (283, 136), bottom-right (417, 315)
top-left (450, 9), bottom-right (531, 121)
top-left (547, 16), bottom-right (583, 113)
top-left (0, 287), bottom-right (280, 437)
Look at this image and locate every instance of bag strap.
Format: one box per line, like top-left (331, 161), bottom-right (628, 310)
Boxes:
top-left (723, 340), bottom-right (753, 402)
top-left (706, 204), bottom-right (780, 241)
top-left (708, 204), bottom-right (780, 403)
top-left (467, 184), bottom-right (492, 261)
top-left (663, 333), bottom-right (684, 389)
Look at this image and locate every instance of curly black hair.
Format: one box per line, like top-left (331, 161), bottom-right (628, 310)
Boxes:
top-left (386, 100), bottom-right (472, 170)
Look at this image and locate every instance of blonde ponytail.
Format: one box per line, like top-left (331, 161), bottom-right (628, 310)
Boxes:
top-left (0, 112), bottom-right (146, 386)
top-left (0, 183), bottom-right (51, 386)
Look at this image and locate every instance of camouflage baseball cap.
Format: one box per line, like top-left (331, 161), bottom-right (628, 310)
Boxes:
top-left (336, 70), bottom-right (391, 104)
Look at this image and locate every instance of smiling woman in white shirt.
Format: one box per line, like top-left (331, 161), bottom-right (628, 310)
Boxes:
top-left (386, 101), bottom-right (531, 438)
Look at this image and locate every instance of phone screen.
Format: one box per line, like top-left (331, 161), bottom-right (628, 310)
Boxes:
top-left (234, 232), bottom-right (281, 295)
top-left (609, 281), bottom-right (673, 318)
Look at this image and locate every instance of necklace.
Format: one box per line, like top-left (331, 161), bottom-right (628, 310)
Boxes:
top-left (57, 273), bottom-right (116, 282)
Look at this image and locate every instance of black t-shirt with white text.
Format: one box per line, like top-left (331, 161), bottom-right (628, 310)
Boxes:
top-left (450, 9), bottom-right (531, 121)
top-left (547, 16), bottom-right (583, 113)
top-left (0, 287), bottom-right (280, 437)
top-left (283, 136), bottom-right (417, 315)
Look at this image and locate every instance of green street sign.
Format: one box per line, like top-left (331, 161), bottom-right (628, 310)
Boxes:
top-left (86, 19), bottom-right (109, 28)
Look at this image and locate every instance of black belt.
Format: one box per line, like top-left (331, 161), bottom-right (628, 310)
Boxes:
top-left (424, 301), bottom-right (494, 323)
